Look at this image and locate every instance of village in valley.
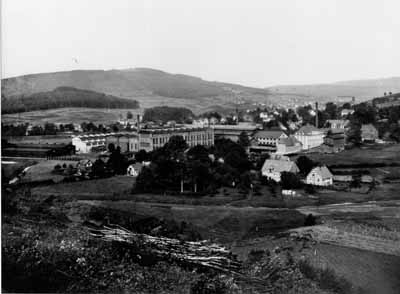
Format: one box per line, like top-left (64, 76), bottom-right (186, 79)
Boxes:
top-left (2, 1), bottom-right (400, 293)
top-left (2, 87), bottom-right (400, 293)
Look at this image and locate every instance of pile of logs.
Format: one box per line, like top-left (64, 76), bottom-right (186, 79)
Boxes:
top-left (88, 224), bottom-right (242, 274)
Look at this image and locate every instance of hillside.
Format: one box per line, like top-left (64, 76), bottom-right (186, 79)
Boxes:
top-left (268, 77), bottom-right (400, 103)
top-left (2, 69), bottom-right (399, 114)
top-left (1, 68), bottom-right (268, 100)
top-left (1, 87), bottom-right (139, 114)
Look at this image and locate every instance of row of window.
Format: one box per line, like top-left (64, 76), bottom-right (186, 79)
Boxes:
top-left (152, 132), bottom-right (213, 146)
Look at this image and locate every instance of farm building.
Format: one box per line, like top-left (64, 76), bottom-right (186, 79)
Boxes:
top-left (261, 155), bottom-right (300, 182)
top-left (306, 166), bottom-right (333, 186)
top-left (361, 124), bottom-right (379, 142)
top-left (324, 129), bottom-right (345, 152)
top-left (127, 163), bottom-right (143, 177)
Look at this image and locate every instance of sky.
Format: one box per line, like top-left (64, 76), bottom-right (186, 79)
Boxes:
top-left (2, 0), bottom-right (400, 87)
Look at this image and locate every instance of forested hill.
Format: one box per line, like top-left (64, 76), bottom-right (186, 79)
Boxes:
top-left (1, 68), bottom-right (266, 99)
top-left (1, 87), bottom-right (140, 114)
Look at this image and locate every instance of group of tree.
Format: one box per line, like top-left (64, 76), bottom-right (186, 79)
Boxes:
top-left (135, 136), bottom-right (253, 194)
top-left (1, 87), bottom-right (139, 114)
top-left (142, 106), bottom-right (194, 124)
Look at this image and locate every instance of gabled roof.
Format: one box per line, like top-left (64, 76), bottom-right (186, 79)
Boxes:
top-left (262, 159), bottom-right (299, 174)
top-left (254, 130), bottom-right (286, 139)
top-left (326, 119), bottom-right (350, 126)
top-left (277, 136), bottom-right (301, 147)
top-left (295, 124), bottom-right (322, 135)
top-left (361, 124), bottom-right (377, 132)
top-left (308, 166), bottom-right (333, 179)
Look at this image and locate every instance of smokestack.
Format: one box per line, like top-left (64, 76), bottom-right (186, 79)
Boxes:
top-left (315, 102), bottom-right (319, 128)
top-left (137, 114), bottom-right (141, 132)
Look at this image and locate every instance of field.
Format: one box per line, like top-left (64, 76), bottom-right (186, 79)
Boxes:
top-left (73, 200), bottom-right (306, 243)
top-left (301, 144), bottom-right (400, 166)
top-left (1, 107), bottom-right (143, 125)
top-left (32, 175), bottom-right (135, 198)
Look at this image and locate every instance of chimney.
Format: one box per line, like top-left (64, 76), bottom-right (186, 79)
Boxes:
top-left (315, 102), bottom-right (319, 128)
top-left (137, 114), bottom-right (141, 133)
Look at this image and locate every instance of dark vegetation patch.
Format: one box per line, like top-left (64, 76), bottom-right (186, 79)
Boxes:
top-left (1, 86), bottom-right (139, 114)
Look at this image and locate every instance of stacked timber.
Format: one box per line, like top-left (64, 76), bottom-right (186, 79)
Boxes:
top-left (88, 224), bottom-right (242, 274)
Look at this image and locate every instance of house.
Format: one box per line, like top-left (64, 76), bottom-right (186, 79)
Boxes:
top-left (326, 120), bottom-right (349, 130)
top-left (72, 133), bottom-right (113, 153)
top-left (261, 156), bottom-right (300, 182)
top-left (341, 109), bottom-right (354, 117)
top-left (306, 166), bottom-right (333, 186)
top-left (361, 124), bottom-right (378, 142)
top-left (211, 123), bottom-right (259, 142)
top-left (324, 129), bottom-right (345, 152)
top-left (294, 124), bottom-right (325, 150)
top-left (276, 136), bottom-right (302, 155)
top-left (254, 130), bottom-right (288, 146)
top-left (106, 133), bottom-right (139, 153)
top-left (139, 126), bottom-right (214, 152)
top-left (127, 163), bottom-right (143, 177)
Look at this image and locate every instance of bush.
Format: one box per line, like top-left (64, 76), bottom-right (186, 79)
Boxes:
top-left (190, 274), bottom-right (228, 294)
top-left (298, 259), bottom-right (353, 294)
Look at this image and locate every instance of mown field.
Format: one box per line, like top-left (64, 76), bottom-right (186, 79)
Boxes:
top-left (1, 107), bottom-right (143, 125)
top-left (302, 144), bottom-right (400, 166)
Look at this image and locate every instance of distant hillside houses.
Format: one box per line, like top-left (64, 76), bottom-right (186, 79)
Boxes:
top-left (294, 124), bottom-right (325, 150)
top-left (372, 92), bottom-right (400, 109)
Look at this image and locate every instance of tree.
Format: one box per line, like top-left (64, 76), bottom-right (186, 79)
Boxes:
top-left (164, 135), bottom-right (188, 159)
top-left (91, 159), bottom-right (107, 178)
top-left (296, 156), bottom-right (317, 175)
top-left (280, 172), bottom-right (303, 189)
top-left (127, 111), bottom-right (133, 119)
top-left (135, 166), bottom-right (156, 192)
top-left (187, 145), bottom-right (210, 162)
top-left (108, 143), bottom-right (116, 153)
top-left (324, 102), bottom-right (338, 120)
top-left (135, 150), bottom-right (149, 162)
top-left (346, 122), bottom-right (362, 146)
top-left (238, 131), bottom-right (250, 148)
top-left (256, 153), bottom-right (270, 170)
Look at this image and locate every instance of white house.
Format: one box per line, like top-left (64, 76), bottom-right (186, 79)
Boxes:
top-left (294, 124), bottom-right (325, 150)
top-left (276, 136), bottom-right (302, 155)
top-left (341, 109), bottom-right (354, 117)
top-left (306, 166), bottom-right (333, 186)
top-left (127, 163), bottom-right (143, 177)
top-left (261, 156), bottom-right (300, 182)
top-left (326, 119), bottom-right (350, 130)
top-left (254, 130), bottom-right (288, 146)
top-left (72, 133), bottom-right (116, 153)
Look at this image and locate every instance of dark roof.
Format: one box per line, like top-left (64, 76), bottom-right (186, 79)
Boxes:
top-left (296, 124), bottom-right (322, 135)
top-left (254, 130), bottom-right (286, 139)
top-left (278, 136), bottom-right (301, 146)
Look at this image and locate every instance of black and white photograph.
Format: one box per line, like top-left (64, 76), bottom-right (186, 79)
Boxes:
top-left (1, 0), bottom-right (400, 293)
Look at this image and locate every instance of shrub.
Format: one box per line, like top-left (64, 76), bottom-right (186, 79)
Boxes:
top-left (298, 259), bottom-right (353, 294)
